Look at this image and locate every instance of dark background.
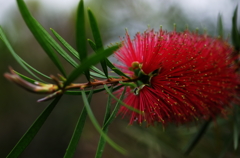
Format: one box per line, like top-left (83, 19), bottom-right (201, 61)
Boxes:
top-left (0, 0), bottom-right (240, 157)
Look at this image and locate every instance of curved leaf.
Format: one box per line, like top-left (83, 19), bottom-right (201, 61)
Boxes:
top-left (64, 45), bottom-right (120, 87)
top-left (217, 14), bottom-right (224, 39)
top-left (64, 84), bottom-right (123, 95)
top-left (104, 85), bottom-right (141, 114)
top-left (95, 86), bottom-right (113, 158)
top-left (232, 6), bottom-right (240, 51)
top-left (64, 90), bottom-right (93, 158)
top-left (76, 0), bottom-right (90, 81)
top-left (103, 86), bottom-right (126, 129)
top-left (6, 95), bottom-right (62, 158)
top-left (88, 9), bottom-right (108, 78)
top-left (183, 118), bottom-right (212, 155)
top-left (16, 0), bottom-right (66, 76)
top-left (81, 90), bottom-right (126, 154)
top-left (95, 86), bottom-right (126, 158)
top-left (0, 27), bottom-right (48, 82)
top-left (88, 39), bottom-right (130, 78)
top-left (51, 29), bottom-right (106, 78)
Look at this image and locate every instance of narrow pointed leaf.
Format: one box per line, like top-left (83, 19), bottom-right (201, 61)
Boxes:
top-left (50, 29), bottom-right (106, 78)
top-left (233, 105), bottom-right (240, 150)
top-left (217, 14), bottom-right (224, 39)
top-left (64, 45), bottom-right (120, 87)
top-left (95, 86), bottom-right (113, 158)
top-left (233, 124), bottom-right (238, 150)
top-left (95, 86), bottom-right (126, 158)
top-left (64, 90), bottom-right (93, 158)
top-left (65, 88), bottom-right (105, 95)
top-left (232, 6), bottom-right (240, 51)
top-left (81, 90), bottom-right (126, 154)
top-left (104, 85), bottom-right (141, 114)
top-left (89, 71), bottom-right (118, 79)
top-left (50, 29), bottom-right (105, 77)
top-left (20, 59), bottom-right (51, 80)
top-left (103, 86), bottom-right (126, 129)
top-left (103, 86), bottom-right (114, 125)
top-left (65, 84), bottom-right (123, 95)
top-left (6, 95), bottom-right (62, 158)
top-left (88, 39), bottom-right (97, 51)
top-left (0, 27), bottom-right (44, 81)
top-left (50, 28), bottom-right (80, 61)
top-left (76, 0), bottom-right (90, 81)
top-left (17, 0), bottom-right (66, 76)
top-left (88, 9), bottom-right (108, 78)
top-left (31, 21), bottom-right (79, 69)
top-left (106, 60), bottom-right (130, 78)
top-left (91, 66), bottom-right (105, 76)
top-left (88, 39), bottom-right (129, 78)
top-left (14, 71), bottom-right (40, 84)
top-left (183, 118), bottom-right (212, 155)
top-left (89, 71), bottom-right (107, 79)
top-left (1, 27), bottom-right (51, 81)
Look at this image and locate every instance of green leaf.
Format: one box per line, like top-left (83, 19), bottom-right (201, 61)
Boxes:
top-left (64, 90), bottom-right (93, 158)
top-left (217, 14), bottom-right (224, 39)
top-left (30, 21), bottom-right (78, 69)
top-left (89, 71), bottom-right (118, 79)
top-left (88, 9), bottom-right (108, 78)
top-left (14, 71), bottom-right (39, 84)
top-left (103, 86), bottom-right (114, 125)
top-left (64, 84), bottom-right (123, 95)
top-left (104, 85), bottom-right (141, 114)
top-left (50, 28), bottom-right (79, 62)
top-left (91, 66), bottom-right (105, 75)
top-left (106, 60), bottom-right (130, 79)
top-left (0, 27), bottom-right (44, 81)
top-left (88, 39), bottom-right (97, 51)
top-left (233, 105), bottom-right (240, 150)
top-left (232, 6), bottom-right (240, 51)
top-left (95, 86), bottom-right (126, 158)
top-left (20, 59), bottom-right (51, 80)
top-left (64, 45), bottom-right (120, 87)
top-left (183, 118), bottom-right (212, 155)
top-left (88, 39), bottom-right (129, 78)
top-left (76, 0), bottom-right (90, 81)
top-left (65, 87), bottom-right (107, 95)
top-left (233, 123), bottom-right (238, 150)
top-left (95, 86), bottom-right (113, 158)
top-left (16, 0), bottom-right (66, 77)
top-left (89, 71), bottom-right (108, 79)
top-left (6, 95), bottom-right (62, 158)
top-left (81, 90), bottom-right (126, 154)
top-left (103, 86), bottom-right (126, 129)
top-left (50, 29), bottom-right (106, 78)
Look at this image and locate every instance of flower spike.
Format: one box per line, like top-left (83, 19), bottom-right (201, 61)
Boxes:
top-left (115, 29), bottom-right (240, 126)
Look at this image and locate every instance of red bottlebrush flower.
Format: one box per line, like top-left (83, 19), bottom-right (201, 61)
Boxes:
top-left (115, 29), bottom-right (239, 126)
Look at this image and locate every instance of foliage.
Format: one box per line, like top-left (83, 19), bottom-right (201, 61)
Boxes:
top-left (0, 0), bottom-right (240, 158)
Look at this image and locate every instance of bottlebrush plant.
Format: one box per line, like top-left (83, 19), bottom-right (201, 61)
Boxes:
top-left (116, 29), bottom-right (239, 126)
top-left (1, 0), bottom-right (240, 158)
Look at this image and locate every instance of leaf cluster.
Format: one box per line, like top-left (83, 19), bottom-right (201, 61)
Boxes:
top-left (0, 0), bottom-right (130, 157)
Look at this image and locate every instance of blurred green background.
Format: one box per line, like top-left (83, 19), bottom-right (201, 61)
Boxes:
top-left (0, 0), bottom-right (240, 157)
